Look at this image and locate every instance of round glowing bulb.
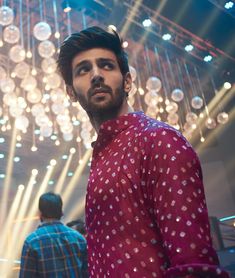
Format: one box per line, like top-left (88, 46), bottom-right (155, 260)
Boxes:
top-left (0, 40), bottom-right (3, 47)
top-left (122, 41), bottom-right (128, 48)
top-left (31, 68), bottom-right (37, 75)
top-left (50, 159), bottom-right (57, 166)
top-left (32, 169), bottom-right (38, 175)
top-left (14, 156), bottom-right (20, 162)
top-left (55, 140), bottom-right (60, 146)
top-left (17, 135), bottom-right (22, 141)
top-left (223, 82), bottom-right (232, 90)
top-left (11, 72), bottom-right (16, 78)
top-left (108, 25), bottom-right (117, 32)
top-left (54, 31), bottom-right (60, 38)
top-left (18, 184), bottom-right (25, 190)
top-left (200, 137), bottom-right (205, 142)
top-left (165, 99), bottom-right (170, 105)
top-left (26, 50), bottom-right (32, 58)
top-left (70, 147), bottom-right (76, 154)
top-left (138, 87), bottom-right (144, 95)
top-left (31, 145), bottom-right (38, 152)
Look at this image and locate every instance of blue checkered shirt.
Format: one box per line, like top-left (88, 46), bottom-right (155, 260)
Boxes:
top-left (19, 220), bottom-right (88, 277)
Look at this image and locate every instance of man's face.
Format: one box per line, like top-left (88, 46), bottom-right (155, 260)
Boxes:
top-left (67, 48), bottom-right (131, 116)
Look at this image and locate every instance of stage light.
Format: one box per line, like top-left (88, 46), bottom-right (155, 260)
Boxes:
top-left (48, 180), bottom-right (54, 185)
top-left (18, 184), bottom-right (25, 190)
top-left (224, 82), bottom-right (232, 89)
top-left (185, 44), bottom-right (194, 52)
top-left (16, 142), bottom-right (22, 148)
top-left (108, 25), bottom-right (117, 32)
top-left (62, 155), bottom-right (68, 160)
top-left (0, 174), bottom-right (5, 179)
top-left (31, 68), bottom-right (37, 75)
top-left (122, 41), bottom-right (128, 48)
top-left (54, 31), bottom-right (60, 39)
top-left (50, 134), bottom-right (57, 140)
top-left (31, 145), bottom-right (37, 152)
top-left (224, 1), bottom-right (234, 9)
top-left (138, 87), bottom-right (144, 95)
top-left (26, 51), bottom-right (32, 58)
top-left (68, 171), bottom-right (74, 177)
top-left (70, 147), bottom-right (76, 154)
top-left (142, 18), bottom-right (152, 28)
top-left (200, 137), bottom-right (205, 142)
top-left (220, 215), bottom-right (235, 221)
top-left (0, 137), bottom-right (5, 143)
top-left (50, 159), bottom-right (57, 166)
top-left (162, 33), bottom-right (171, 40)
top-left (32, 169), bottom-right (38, 176)
top-left (63, 0), bottom-right (71, 13)
top-left (14, 156), bottom-right (20, 162)
top-left (73, 120), bottom-right (80, 126)
top-left (204, 55), bottom-right (212, 62)
top-left (0, 154), bottom-right (4, 158)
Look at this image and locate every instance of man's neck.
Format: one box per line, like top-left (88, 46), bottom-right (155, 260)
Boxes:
top-left (41, 217), bottom-right (60, 223)
top-left (89, 103), bottom-right (133, 132)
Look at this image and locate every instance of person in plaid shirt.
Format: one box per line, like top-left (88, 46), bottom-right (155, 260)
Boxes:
top-left (19, 192), bottom-right (88, 277)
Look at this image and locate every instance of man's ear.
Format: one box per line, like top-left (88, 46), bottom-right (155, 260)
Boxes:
top-left (66, 85), bottom-right (77, 102)
top-left (124, 72), bottom-right (132, 95)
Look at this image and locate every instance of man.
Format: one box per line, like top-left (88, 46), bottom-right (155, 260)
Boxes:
top-left (58, 26), bottom-right (229, 277)
top-left (19, 192), bottom-right (88, 277)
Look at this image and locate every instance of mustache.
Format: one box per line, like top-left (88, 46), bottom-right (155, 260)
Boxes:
top-left (87, 83), bottom-right (112, 97)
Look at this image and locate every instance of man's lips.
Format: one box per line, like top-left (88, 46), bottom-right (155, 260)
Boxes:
top-left (91, 87), bottom-right (111, 96)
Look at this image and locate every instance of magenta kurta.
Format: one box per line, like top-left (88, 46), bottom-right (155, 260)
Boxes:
top-left (86, 112), bottom-right (229, 278)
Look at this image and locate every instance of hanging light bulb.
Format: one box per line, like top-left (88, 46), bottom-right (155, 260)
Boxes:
top-left (3, 25), bottom-right (20, 44)
top-left (33, 21), bottom-right (52, 41)
top-left (217, 112), bottom-right (229, 124)
top-left (205, 117), bottom-right (216, 129)
top-left (0, 6), bottom-right (14, 26)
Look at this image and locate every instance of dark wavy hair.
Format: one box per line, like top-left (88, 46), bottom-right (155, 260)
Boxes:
top-left (39, 192), bottom-right (63, 219)
top-left (57, 26), bottom-right (129, 85)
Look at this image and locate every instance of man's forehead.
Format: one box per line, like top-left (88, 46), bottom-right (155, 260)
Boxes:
top-left (72, 48), bottom-right (117, 65)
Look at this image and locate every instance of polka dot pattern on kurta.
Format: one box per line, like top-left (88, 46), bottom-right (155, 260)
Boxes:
top-left (86, 112), bottom-right (230, 278)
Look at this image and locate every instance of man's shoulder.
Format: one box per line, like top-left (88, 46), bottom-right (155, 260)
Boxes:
top-left (24, 222), bottom-right (86, 245)
top-left (136, 113), bottom-right (182, 137)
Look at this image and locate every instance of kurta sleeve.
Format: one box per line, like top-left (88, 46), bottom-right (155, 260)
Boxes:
top-left (19, 241), bottom-right (38, 278)
top-left (148, 128), bottom-right (230, 278)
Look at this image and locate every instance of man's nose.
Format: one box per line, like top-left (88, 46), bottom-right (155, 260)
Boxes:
top-left (91, 67), bottom-right (104, 85)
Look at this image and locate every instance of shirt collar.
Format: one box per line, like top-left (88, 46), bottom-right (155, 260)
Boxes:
top-left (38, 220), bottom-right (63, 228)
top-left (92, 111), bottom-right (144, 148)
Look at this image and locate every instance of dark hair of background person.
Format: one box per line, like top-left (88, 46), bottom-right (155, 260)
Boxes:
top-left (39, 192), bottom-right (63, 219)
top-left (67, 219), bottom-right (86, 235)
top-left (57, 26), bottom-right (129, 86)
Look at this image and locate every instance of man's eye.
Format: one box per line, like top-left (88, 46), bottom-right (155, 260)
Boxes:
top-left (102, 63), bottom-right (114, 70)
top-left (77, 67), bottom-right (89, 75)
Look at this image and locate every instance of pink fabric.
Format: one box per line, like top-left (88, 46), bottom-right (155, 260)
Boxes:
top-left (86, 112), bottom-right (230, 278)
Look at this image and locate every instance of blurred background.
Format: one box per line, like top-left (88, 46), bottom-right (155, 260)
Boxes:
top-left (0, 0), bottom-right (234, 276)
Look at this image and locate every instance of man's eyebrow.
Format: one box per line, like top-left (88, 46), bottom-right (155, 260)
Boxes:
top-left (97, 57), bottom-right (116, 63)
top-left (73, 60), bottom-right (89, 71)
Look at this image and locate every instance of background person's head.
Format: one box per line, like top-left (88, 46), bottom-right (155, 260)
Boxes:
top-left (57, 26), bottom-right (130, 86)
top-left (39, 192), bottom-right (63, 220)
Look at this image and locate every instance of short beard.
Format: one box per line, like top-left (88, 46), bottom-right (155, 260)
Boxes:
top-left (89, 86), bottom-right (126, 121)
top-left (74, 83), bottom-right (127, 125)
